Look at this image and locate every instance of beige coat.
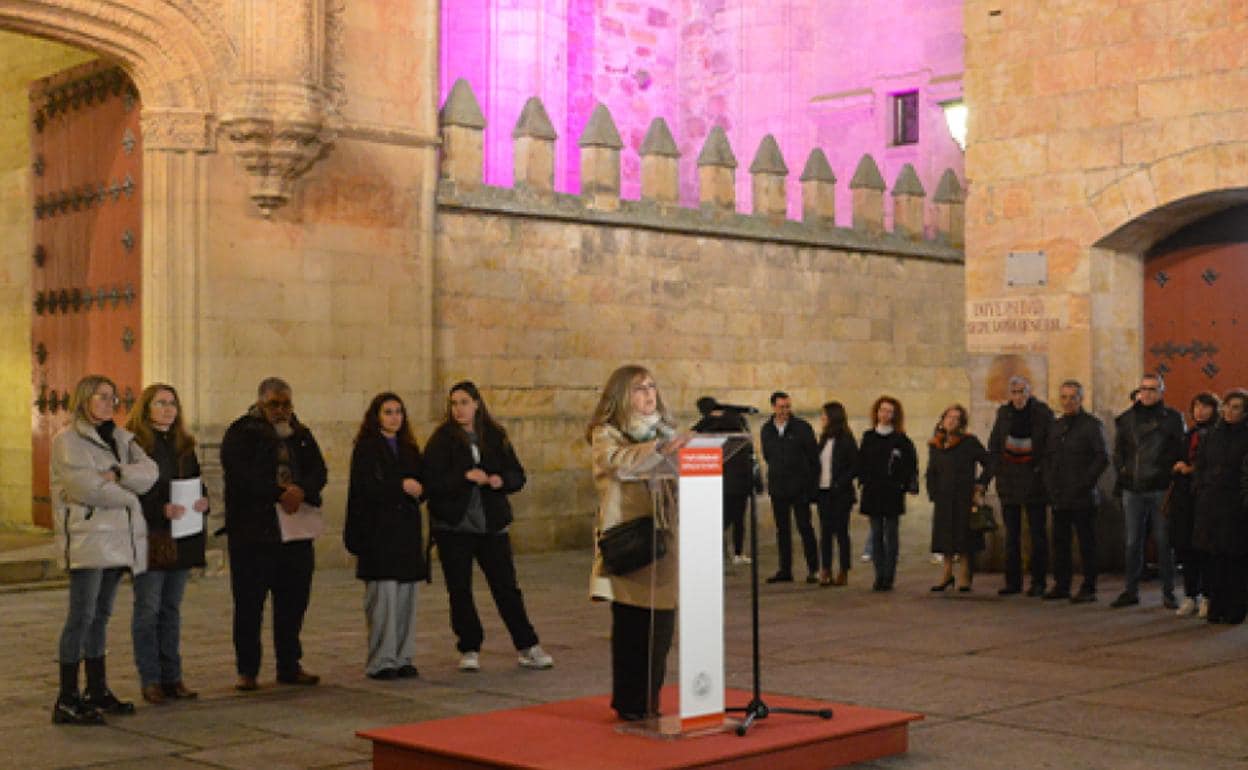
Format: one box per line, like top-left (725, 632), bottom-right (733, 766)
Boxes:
top-left (589, 424), bottom-right (678, 610)
top-left (51, 419), bottom-right (158, 572)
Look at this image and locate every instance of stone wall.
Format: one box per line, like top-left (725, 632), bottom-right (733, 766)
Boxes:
top-left (0, 32), bottom-right (96, 528)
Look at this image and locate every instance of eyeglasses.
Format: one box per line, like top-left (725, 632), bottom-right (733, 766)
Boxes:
top-left (92, 393), bottom-right (119, 406)
top-left (263, 399), bottom-right (293, 410)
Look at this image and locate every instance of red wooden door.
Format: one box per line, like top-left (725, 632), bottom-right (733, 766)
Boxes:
top-left (1144, 242), bottom-right (1248, 414)
top-left (30, 62), bottom-right (142, 528)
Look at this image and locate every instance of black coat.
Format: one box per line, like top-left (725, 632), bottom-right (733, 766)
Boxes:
top-left (926, 434), bottom-right (991, 554)
top-left (423, 423), bottom-right (525, 533)
top-left (1043, 409), bottom-right (1109, 511)
top-left (760, 416), bottom-right (819, 501)
top-left (987, 398), bottom-right (1054, 505)
top-left (1114, 401), bottom-right (1186, 493)
top-left (1168, 420), bottom-right (1212, 551)
top-left (857, 429), bottom-right (917, 517)
top-left (344, 434), bottom-right (427, 582)
top-left (220, 409), bottom-right (328, 547)
top-left (1192, 419), bottom-right (1248, 556)
top-left (692, 412), bottom-right (756, 498)
top-left (816, 431), bottom-right (859, 506)
top-left (137, 430), bottom-right (207, 571)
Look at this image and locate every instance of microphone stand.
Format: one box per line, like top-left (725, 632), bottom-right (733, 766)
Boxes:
top-left (726, 476), bottom-right (833, 735)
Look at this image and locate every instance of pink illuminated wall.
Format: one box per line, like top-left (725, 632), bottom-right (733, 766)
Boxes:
top-left (441, 0), bottom-right (964, 229)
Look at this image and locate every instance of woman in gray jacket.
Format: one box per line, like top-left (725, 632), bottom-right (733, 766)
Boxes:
top-left (51, 375), bottom-right (157, 725)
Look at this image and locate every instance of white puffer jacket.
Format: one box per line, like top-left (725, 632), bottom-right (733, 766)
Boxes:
top-left (51, 419), bottom-right (158, 573)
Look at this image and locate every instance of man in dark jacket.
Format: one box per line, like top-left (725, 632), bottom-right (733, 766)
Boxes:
top-left (760, 391), bottom-right (820, 583)
top-left (988, 376), bottom-right (1055, 596)
top-left (1043, 380), bottom-right (1108, 603)
top-left (1111, 372), bottom-right (1185, 609)
top-left (693, 397), bottom-right (757, 566)
top-left (221, 377), bottom-right (328, 690)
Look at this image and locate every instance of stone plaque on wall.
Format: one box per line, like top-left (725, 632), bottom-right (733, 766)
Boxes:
top-left (1006, 250), bottom-right (1047, 287)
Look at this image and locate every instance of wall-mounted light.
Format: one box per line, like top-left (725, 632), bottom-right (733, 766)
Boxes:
top-left (941, 99), bottom-right (967, 151)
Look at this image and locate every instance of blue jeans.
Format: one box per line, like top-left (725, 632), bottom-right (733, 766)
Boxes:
top-left (132, 568), bottom-right (190, 686)
top-left (58, 568), bottom-right (124, 663)
top-left (1123, 489), bottom-right (1174, 598)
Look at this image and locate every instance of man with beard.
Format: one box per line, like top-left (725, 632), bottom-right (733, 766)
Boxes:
top-left (221, 377), bottom-right (328, 690)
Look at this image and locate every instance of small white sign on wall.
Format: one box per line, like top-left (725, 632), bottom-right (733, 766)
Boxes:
top-left (1006, 250), bottom-right (1047, 288)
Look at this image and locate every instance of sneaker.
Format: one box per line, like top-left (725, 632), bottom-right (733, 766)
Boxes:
top-left (1109, 592), bottom-right (1139, 608)
top-left (731, 554), bottom-right (752, 566)
top-left (518, 645), bottom-right (553, 670)
top-left (458, 651), bottom-right (481, 672)
top-left (1198, 597), bottom-right (1210, 618)
top-left (1175, 597), bottom-right (1198, 616)
top-left (859, 552), bottom-right (872, 563)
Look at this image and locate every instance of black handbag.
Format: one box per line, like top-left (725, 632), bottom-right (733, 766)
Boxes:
top-left (598, 516), bottom-right (667, 576)
top-left (969, 503), bottom-right (998, 533)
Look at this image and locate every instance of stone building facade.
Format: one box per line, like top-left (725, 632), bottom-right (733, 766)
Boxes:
top-left (0, 1), bottom-right (969, 562)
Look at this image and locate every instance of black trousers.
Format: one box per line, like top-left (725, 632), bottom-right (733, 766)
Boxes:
top-left (433, 530), bottom-right (539, 653)
top-left (1051, 507), bottom-right (1096, 593)
top-left (1002, 502), bottom-right (1049, 590)
top-left (228, 540), bottom-right (314, 678)
top-left (1206, 554), bottom-right (1248, 624)
top-left (770, 495), bottom-right (818, 576)
top-left (723, 491), bottom-right (747, 556)
top-left (610, 601), bottom-right (675, 718)
top-left (1176, 547), bottom-right (1206, 598)
top-left (815, 490), bottom-right (852, 573)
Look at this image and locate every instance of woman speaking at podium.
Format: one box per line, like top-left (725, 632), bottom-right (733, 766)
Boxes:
top-left (587, 365), bottom-right (687, 722)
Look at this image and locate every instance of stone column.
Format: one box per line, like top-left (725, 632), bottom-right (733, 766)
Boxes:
top-left (799, 148), bottom-right (836, 226)
top-left (439, 78), bottom-right (486, 187)
top-left (850, 154), bottom-right (885, 235)
top-left (640, 118), bottom-right (681, 204)
top-left (891, 163), bottom-right (926, 241)
top-left (933, 168), bottom-right (965, 248)
top-left (578, 103), bottom-right (623, 211)
top-left (697, 126), bottom-right (737, 212)
top-left (512, 97), bottom-right (557, 193)
top-left (749, 134), bottom-right (789, 218)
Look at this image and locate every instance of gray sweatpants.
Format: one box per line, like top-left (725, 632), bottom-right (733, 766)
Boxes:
top-left (364, 580), bottom-right (417, 675)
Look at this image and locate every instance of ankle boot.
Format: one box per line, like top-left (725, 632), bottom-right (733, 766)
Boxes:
top-left (52, 661), bottom-right (104, 725)
top-left (83, 657), bottom-right (135, 715)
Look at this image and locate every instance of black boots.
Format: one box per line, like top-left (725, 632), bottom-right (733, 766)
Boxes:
top-left (82, 656), bottom-right (136, 716)
top-left (52, 661), bottom-right (104, 725)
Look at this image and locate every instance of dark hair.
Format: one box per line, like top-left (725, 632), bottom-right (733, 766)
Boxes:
top-left (1222, 388), bottom-right (1248, 411)
top-left (770, 391), bottom-right (790, 406)
top-left (934, 403), bottom-right (969, 437)
top-left (696, 396), bottom-right (718, 416)
top-left (1129, 388), bottom-right (1140, 403)
top-left (355, 392), bottom-right (420, 451)
top-left (870, 395), bottom-right (905, 434)
top-left (819, 401), bottom-right (850, 445)
top-left (1190, 391), bottom-right (1220, 421)
top-left (125, 383), bottom-right (196, 460)
top-left (442, 380), bottom-right (508, 446)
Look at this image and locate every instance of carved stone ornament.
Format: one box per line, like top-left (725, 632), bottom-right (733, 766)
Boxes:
top-left (220, 103), bottom-right (337, 215)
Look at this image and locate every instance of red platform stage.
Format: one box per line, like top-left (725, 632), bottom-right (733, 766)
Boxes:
top-left (359, 688), bottom-right (922, 770)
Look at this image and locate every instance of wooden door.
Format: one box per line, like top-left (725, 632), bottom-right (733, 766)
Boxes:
top-left (30, 62), bottom-right (142, 528)
top-left (1144, 241), bottom-right (1248, 415)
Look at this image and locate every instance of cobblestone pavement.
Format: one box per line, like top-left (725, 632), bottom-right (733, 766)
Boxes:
top-left (3, 522), bottom-right (1247, 769)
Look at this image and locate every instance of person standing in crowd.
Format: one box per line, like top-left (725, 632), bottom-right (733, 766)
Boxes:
top-left (988, 376), bottom-right (1054, 597)
top-left (424, 381), bottom-right (552, 672)
top-left (1170, 392), bottom-right (1219, 617)
top-left (221, 377), bottom-right (327, 690)
top-left (760, 391), bottom-right (820, 584)
top-left (926, 404), bottom-right (991, 593)
top-left (344, 392), bottom-right (426, 680)
top-left (1192, 390), bottom-right (1248, 624)
top-left (51, 375), bottom-right (157, 724)
top-left (814, 401), bottom-right (858, 586)
top-left (588, 365), bottom-right (687, 721)
top-left (125, 384), bottom-right (209, 704)
top-left (858, 396), bottom-right (918, 592)
top-left (1110, 373), bottom-right (1185, 609)
top-left (693, 397), bottom-right (755, 566)
top-left (1043, 380), bottom-right (1108, 603)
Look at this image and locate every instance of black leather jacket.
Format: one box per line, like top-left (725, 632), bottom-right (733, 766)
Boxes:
top-left (1113, 401), bottom-right (1185, 493)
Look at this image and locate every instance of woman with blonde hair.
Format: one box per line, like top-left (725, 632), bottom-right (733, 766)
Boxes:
top-left (52, 375), bottom-right (157, 724)
top-left (125, 383), bottom-right (209, 704)
top-left (925, 404), bottom-right (992, 592)
top-left (588, 364), bottom-right (687, 721)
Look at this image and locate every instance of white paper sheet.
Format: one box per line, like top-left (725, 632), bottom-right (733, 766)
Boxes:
top-left (276, 502), bottom-right (325, 542)
top-left (170, 478), bottom-right (204, 539)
